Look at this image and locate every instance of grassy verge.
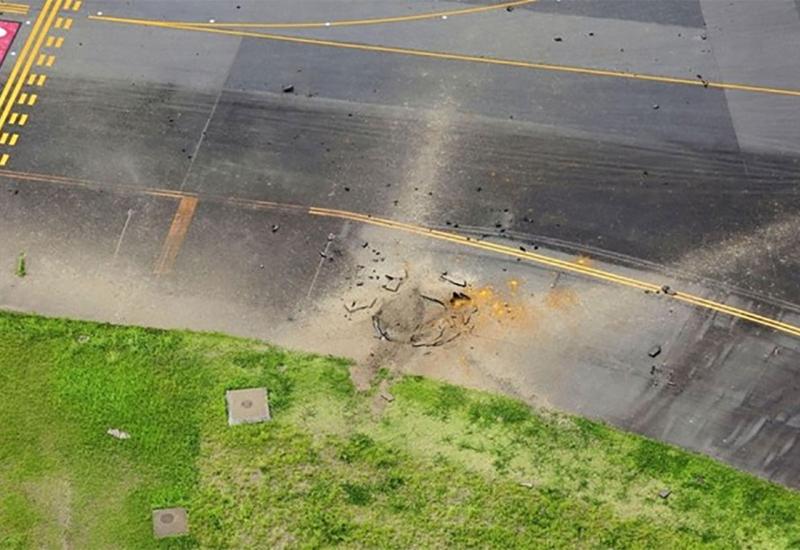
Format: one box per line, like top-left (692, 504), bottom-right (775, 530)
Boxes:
top-left (1, 311), bottom-right (799, 548)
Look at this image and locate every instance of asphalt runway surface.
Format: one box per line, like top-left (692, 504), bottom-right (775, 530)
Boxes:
top-left (1, 0), bottom-right (800, 487)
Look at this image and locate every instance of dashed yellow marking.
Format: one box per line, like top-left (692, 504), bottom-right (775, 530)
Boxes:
top-left (18, 114), bottom-right (28, 125)
top-left (9, 133), bottom-right (19, 146)
top-left (71, 0), bottom-right (80, 10)
top-left (1, 133), bottom-right (9, 144)
top-left (17, 93), bottom-right (27, 104)
top-left (26, 74), bottom-right (35, 85)
top-left (45, 55), bottom-right (55, 67)
top-left (54, 16), bottom-right (63, 28)
top-left (0, 154), bottom-right (9, 167)
top-left (54, 36), bottom-right (64, 48)
top-left (45, 35), bottom-right (54, 47)
top-left (26, 93), bottom-right (37, 106)
top-left (63, 0), bottom-right (71, 9)
top-left (36, 53), bottom-right (46, 66)
top-left (8, 113), bottom-right (18, 125)
top-left (64, 17), bottom-right (72, 29)
top-left (37, 74), bottom-right (46, 86)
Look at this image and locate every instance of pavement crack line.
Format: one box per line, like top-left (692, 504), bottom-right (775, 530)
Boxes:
top-left (1, 167), bottom-right (798, 338)
top-left (90, 15), bottom-right (800, 98)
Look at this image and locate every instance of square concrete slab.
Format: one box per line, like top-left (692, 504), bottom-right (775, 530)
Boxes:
top-left (152, 507), bottom-right (188, 539)
top-left (226, 387), bottom-right (271, 425)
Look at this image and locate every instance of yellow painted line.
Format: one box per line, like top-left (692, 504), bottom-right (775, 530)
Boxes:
top-left (36, 53), bottom-right (45, 65)
top-left (37, 74), bottom-right (46, 86)
top-left (45, 35), bottom-right (54, 47)
top-left (17, 92), bottom-right (27, 104)
top-left (63, 17), bottom-right (72, 30)
top-left (8, 133), bottom-right (18, 146)
top-left (26, 74), bottom-right (35, 85)
top-left (0, 133), bottom-right (8, 144)
top-left (0, 154), bottom-right (9, 167)
top-left (153, 196), bottom-right (199, 275)
top-left (27, 93), bottom-right (37, 106)
top-left (45, 55), bottom-right (55, 67)
top-left (0, 0), bottom-right (56, 133)
top-left (307, 207), bottom-right (800, 337)
top-left (103, 1), bottom-right (535, 30)
top-left (91, 15), bottom-right (800, 99)
top-left (54, 36), bottom-right (64, 48)
top-left (8, 113), bottom-right (17, 125)
top-left (0, 164), bottom-right (796, 338)
top-left (71, 0), bottom-right (80, 10)
top-left (54, 16), bottom-right (63, 28)
top-left (18, 113), bottom-right (27, 125)
top-left (63, 0), bottom-right (71, 9)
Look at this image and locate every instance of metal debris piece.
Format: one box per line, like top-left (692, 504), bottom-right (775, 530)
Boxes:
top-left (421, 294), bottom-right (446, 307)
top-left (344, 298), bottom-right (376, 313)
top-left (449, 291), bottom-right (471, 305)
top-left (519, 481), bottom-right (534, 489)
top-left (440, 272), bottom-right (467, 287)
top-left (282, 84), bottom-right (294, 93)
top-left (658, 488), bottom-right (671, 499)
top-left (648, 345), bottom-right (662, 358)
top-left (380, 389), bottom-right (395, 402)
top-left (660, 285), bottom-right (677, 296)
top-left (271, 224), bottom-right (280, 233)
top-left (372, 315), bottom-right (390, 341)
top-left (106, 428), bottom-right (130, 440)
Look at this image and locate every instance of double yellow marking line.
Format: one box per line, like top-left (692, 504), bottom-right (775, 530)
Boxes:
top-left (0, 2), bottom-right (29, 15)
top-left (120, 0), bottom-right (536, 30)
top-left (0, 166), bottom-right (797, 337)
top-left (0, 0), bottom-right (78, 167)
top-left (90, 14), bottom-right (800, 99)
top-left (308, 207), bottom-right (800, 338)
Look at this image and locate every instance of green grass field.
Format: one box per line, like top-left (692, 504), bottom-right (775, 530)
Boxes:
top-left (1, 311), bottom-right (799, 548)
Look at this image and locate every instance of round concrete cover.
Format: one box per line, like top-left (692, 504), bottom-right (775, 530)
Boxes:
top-left (225, 387), bottom-right (271, 425)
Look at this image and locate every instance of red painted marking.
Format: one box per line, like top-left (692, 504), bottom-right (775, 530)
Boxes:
top-left (0, 20), bottom-right (21, 67)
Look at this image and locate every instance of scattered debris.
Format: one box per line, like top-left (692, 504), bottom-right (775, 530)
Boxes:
top-left (660, 285), bottom-right (677, 296)
top-left (344, 298), bottom-right (376, 313)
top-left (440, 272), bottom-right (467, 287)
top-left (77, 335), bottom-right (90, 344)
top-left (282, 84), bottom-right (294, 93)
top-left (648, 345), bottom-right (662, 358)
top-left (271, 224), bottom-right (280, 233)
top-left (553, 36), bottom-right (563, 42)
top-left (652, 104), bottom-right (660, 110)
top-left (106, 428), bottom-right (130, 440)
top-left (519, 481), bottom-right (535, 489)
top-left (658, 488), bottom-right (671, 499)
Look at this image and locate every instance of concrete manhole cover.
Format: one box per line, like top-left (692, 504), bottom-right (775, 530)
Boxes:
top-left (226, 387), bottom-right (270, 425)
top-left (152, 508), bottom-right (188, 539)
